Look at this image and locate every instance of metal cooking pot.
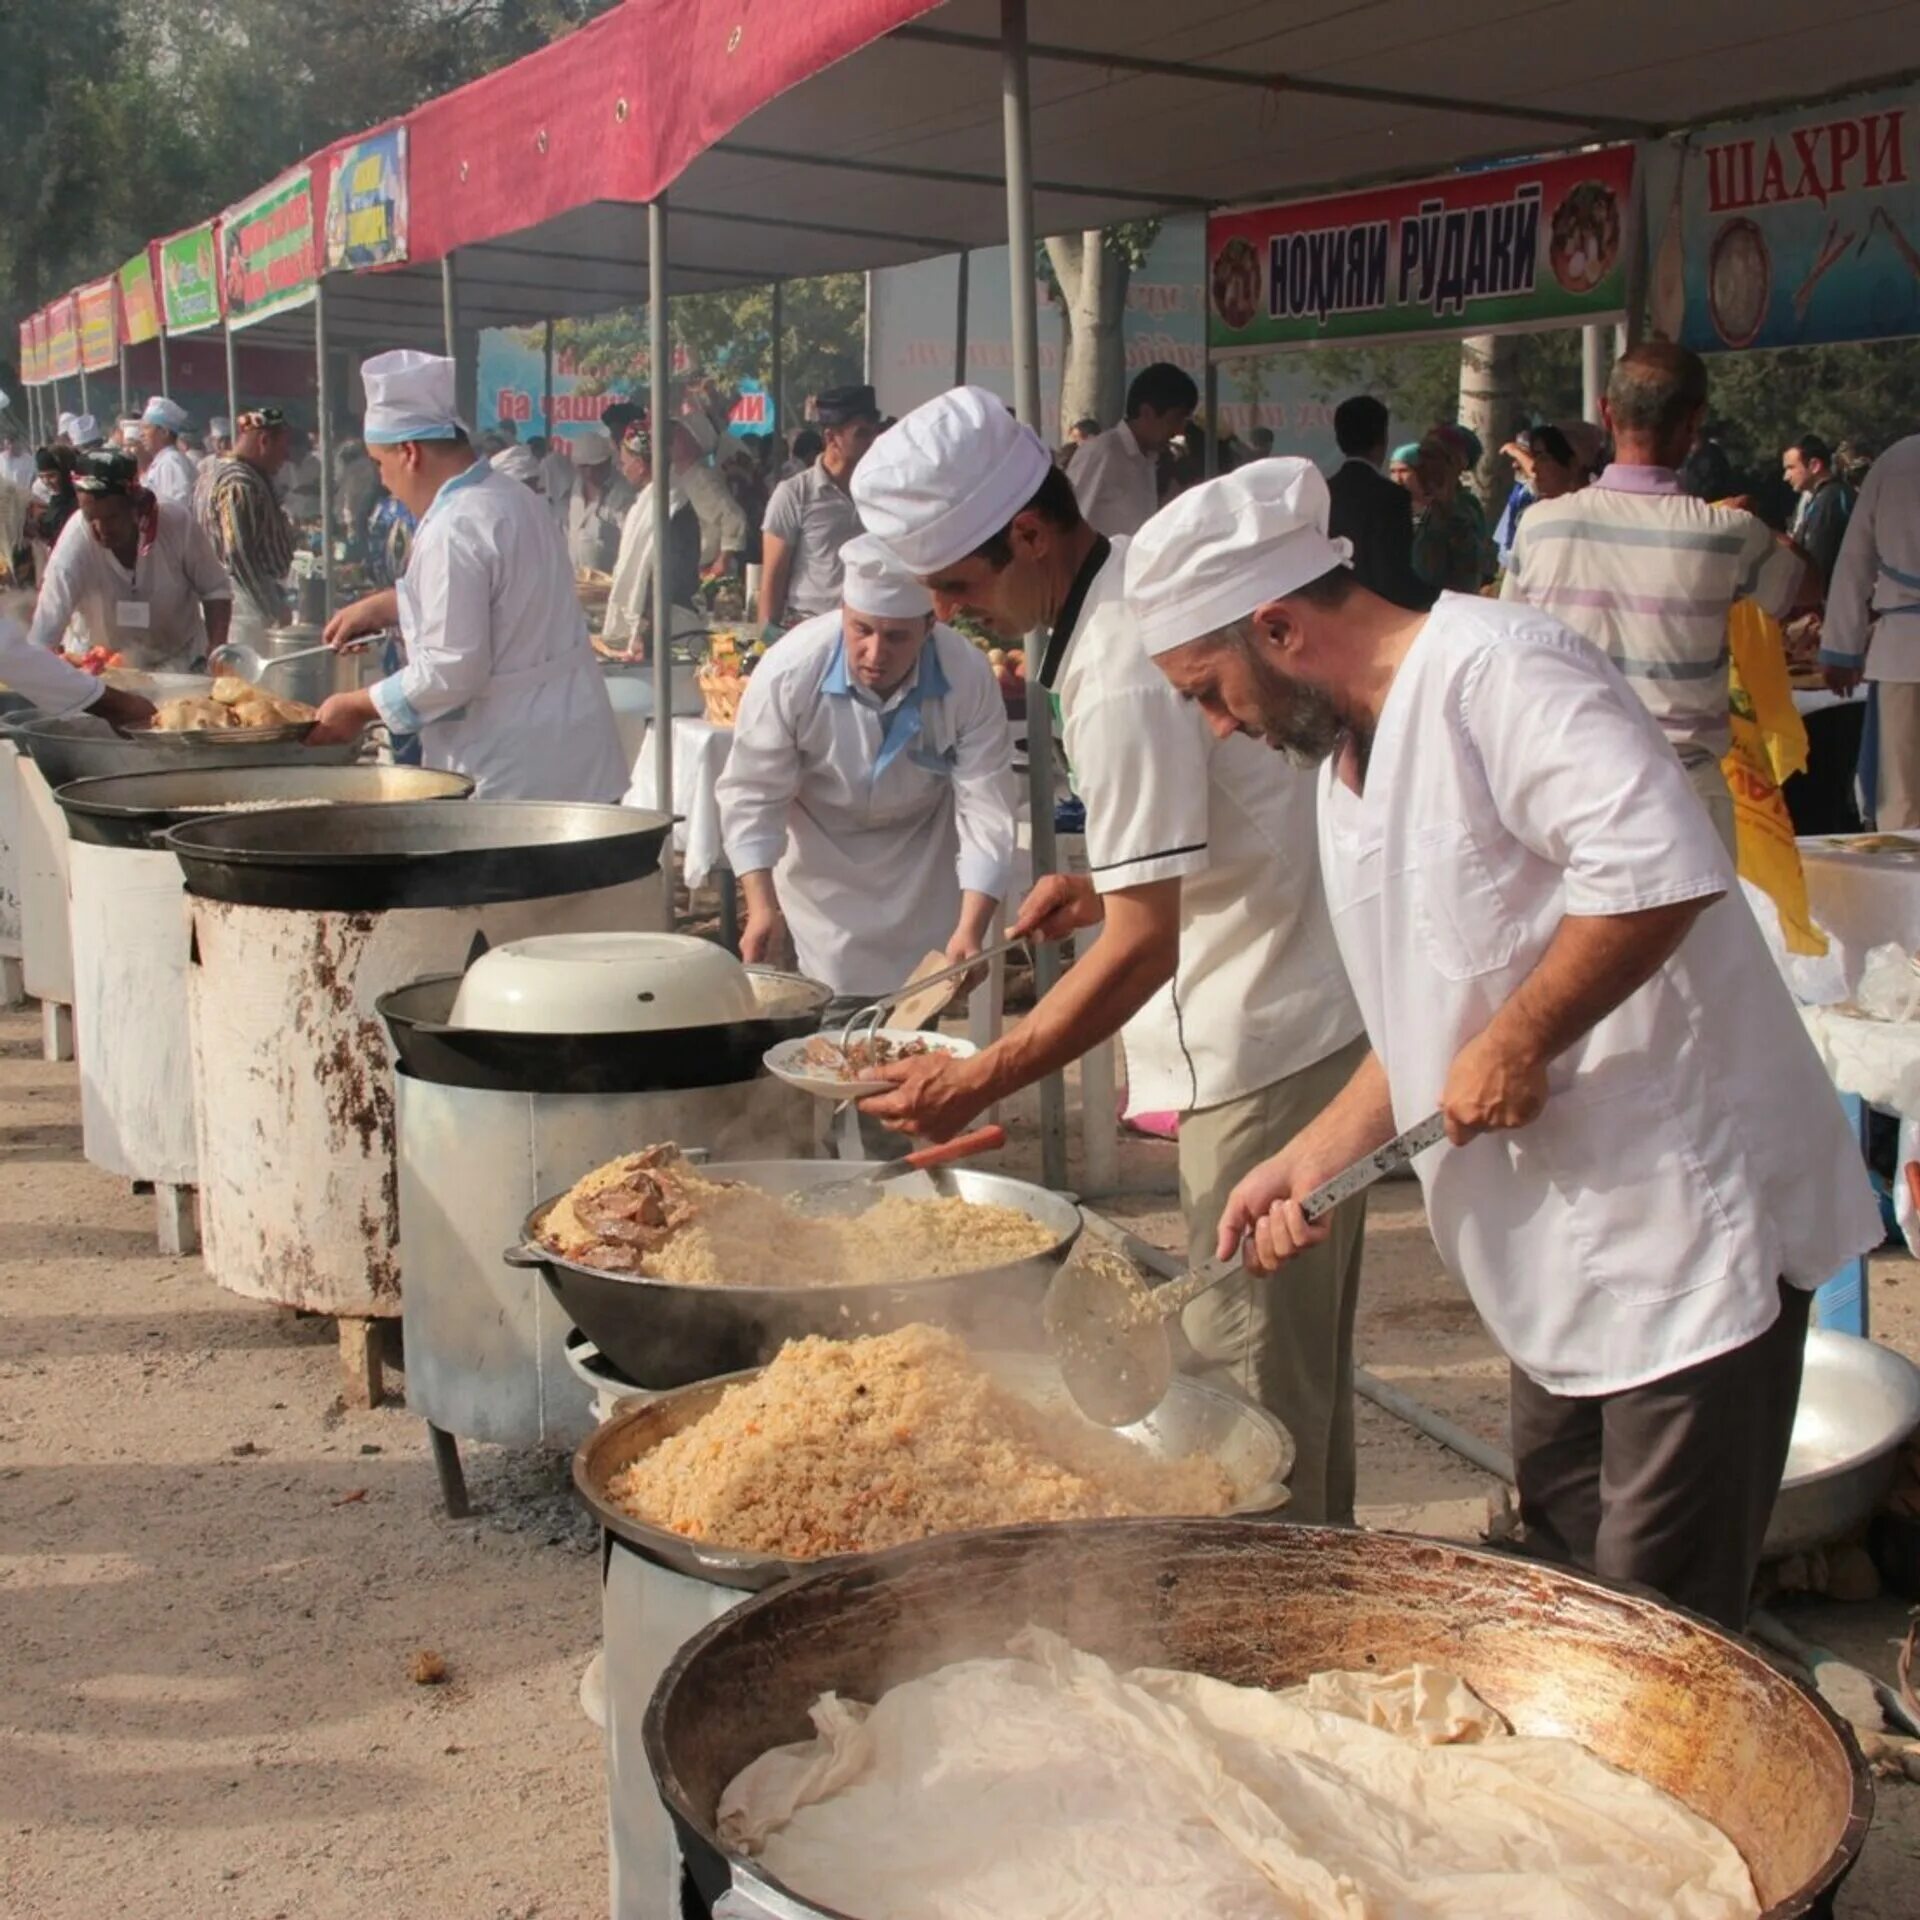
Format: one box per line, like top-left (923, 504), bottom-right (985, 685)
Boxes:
top-left (647, 1519), bottom-right (1871, 1920)
top-left (506, 1159), bottom-right (1083, 1389)
top-left (53, 765), bottom-right (474, 850)
top-left (0, 708), bottom-right (367, 787)
top-left (233, 622), bottom-right (387, 711)
top-left (159, 799), bottom-right (672, 911)
top-left (379, 967), bottom-right (831, 1095)
top-left (575, 1353), bottom-right (1294, 1589)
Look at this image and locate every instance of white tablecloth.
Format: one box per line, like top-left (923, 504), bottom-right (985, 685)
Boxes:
top-left (626, 717), bottom-right (734, 888)
top-left (1790, 832), bottom-right (1920, 996)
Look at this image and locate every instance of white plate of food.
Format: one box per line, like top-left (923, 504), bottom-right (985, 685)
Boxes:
top-left (764, 1028), bottom-right (977, 1099)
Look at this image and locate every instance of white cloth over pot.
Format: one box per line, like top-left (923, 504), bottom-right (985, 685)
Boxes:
top-left (720, 1628), bottom-right (1758, 1920)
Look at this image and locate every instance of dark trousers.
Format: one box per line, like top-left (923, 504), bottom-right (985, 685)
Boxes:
top-left (1509, 1281), bottom-right (1811, 1630)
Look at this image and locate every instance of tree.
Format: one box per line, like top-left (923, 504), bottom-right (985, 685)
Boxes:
top-left (1040, 221), bottom-right (1160, 427)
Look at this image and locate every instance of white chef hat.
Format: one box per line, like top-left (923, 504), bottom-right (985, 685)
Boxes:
top-left (57, 412), bottom-right (78, 439)
top-left (840, 534), bottom-right (934, 620)
top-left (677, 410), bottom-right (718, 457)
top-left (490, 443), bottom-right (542, 489)
top-left (67, 413), bottom-right (102, 448)
top-left (851, 385), bottom-right (1053, 577)
top-left (116, 417), bottom-right (143, 441)
top-left (361, 348), bottom-right (464, 445)
top-left (1124, 459), bottom-right (1354, 658)
top-left (142, 394), bottom-right (190, 432)
top-left (210, 416), bottom-right (232, 439)
top-left (573, 426), bottom-right (615, 466)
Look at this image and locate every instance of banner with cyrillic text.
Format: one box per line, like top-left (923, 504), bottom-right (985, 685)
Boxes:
top-left (119, 249), bottom-right (161, 345)
top-left (222, 169), bottom-right (318, 330)
top-left (46, 295), bottom-right (81, 380)
top-left (1207, 145), bottom-right (1639, 352)
top-left (160, 224), bottom-right (222, 334)
top-left (78, 278), bottom-right (118, 372)
top-left (324, 129), bottom-right (408, 271)
top-left (1645, 82), bottom-right (1920, 351)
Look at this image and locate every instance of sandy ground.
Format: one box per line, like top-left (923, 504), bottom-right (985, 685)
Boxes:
top-left (3, 999), bottom-right (1917, 1917)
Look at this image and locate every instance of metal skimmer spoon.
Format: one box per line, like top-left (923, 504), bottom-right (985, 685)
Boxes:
top-left (1045, 1113), bottom-right (1447, 1427)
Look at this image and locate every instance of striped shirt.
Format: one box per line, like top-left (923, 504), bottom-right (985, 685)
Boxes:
top-left (200, 455), bottom-right (295, 625)
top-left (1501, 466), bottom-right (1800, 760)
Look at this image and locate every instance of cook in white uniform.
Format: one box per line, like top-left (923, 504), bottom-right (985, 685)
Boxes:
top-left (310, 350), bottom-right (627, 803)
top-left (139, 396), bottom-right (199, 509)
top-left (27, 448), bottom-right (233, 671)
top-left (718, 534), bottom-right (1015, 1001)
top-left (849, 389), bottom-right (1368, 1523)
top-left (1128, 458), bottom-right (1880, 1629)
top-left (0, 608), bottom-right (153, 729)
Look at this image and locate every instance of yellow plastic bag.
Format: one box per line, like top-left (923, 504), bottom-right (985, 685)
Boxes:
top-left (1723, 599), bottom-right (1827, 956)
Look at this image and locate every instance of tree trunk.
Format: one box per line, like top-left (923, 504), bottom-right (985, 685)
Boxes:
top-left (1456, 333), bottom-right (1521, 506)
top-left (1046, 230), bottom-right (1131, 429)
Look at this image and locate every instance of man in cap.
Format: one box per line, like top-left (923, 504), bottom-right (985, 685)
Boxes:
top-left (757, 385), bottom-right (881, 634)
top-left (139, 396), bottom-right (198, 508)
top-left (1129, 458), bottom-right (1877, 1628)
top-left (673, 411), bottom-right (748, 575)
top-left (206, 417), bottom-right (234, 464)
top-left (309, 350), bottom-right (625, 803)
top-left (27, 448), bottom-right (232, 672)
top-left (1066, 362), bottom-right (1199, 538)
top-left (718, 533), bottom-right (1014, 1004)
top-left (601, 423), bottom-right (704, 659)
top-left (564, 427), bottom-right (634, 576)
top-left (199, 406), bottom-right (296, 633)
top-left (848, 387), bottom-right (1368, 1524)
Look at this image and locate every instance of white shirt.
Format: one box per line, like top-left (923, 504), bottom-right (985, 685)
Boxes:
top-left (1046, 538), bottom-right (1362, 1112)
top-left (369, 462), bottom-right (627, 803)
top-left (145, 443), bottom-right (198, 509)
top-left (27, 500), bottom-right (232, 671)
top-left (1067, 422), bottom-right (1159, 538)
top-left (718, 611), bottom-right (1015, 997)
top-left (1318, 594), bottom-right (1879, 1395)
top-left (565, 471), bottom-right (633, 574)
top-left (0, 612), bottom-right (105, 714)
top-left (678, 459), bottom-right (747, 567)
top-left (601, 479), bottom-right (690, 648)
top-left (1823, 432), bottom-right (1920, 684)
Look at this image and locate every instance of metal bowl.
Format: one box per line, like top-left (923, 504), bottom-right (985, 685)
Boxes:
top-left (52, 765), bottom-right (474, 850)
top-left (1765, 1327), bottom-right (1920, 1558)
top-left (575, 1351), bottom-right (1293, 1589)
top-left (0, 708), bottom-right (368, 786)
top-left (506, 1159), bottom-right (1083, 1389)
top-left (647, 1520), bottom-right (1871, 1920)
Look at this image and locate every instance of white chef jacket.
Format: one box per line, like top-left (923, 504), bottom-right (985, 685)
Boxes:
top-left (678, 459), bottom-right (747, 567)
top-left (0, 612), bottom-right (106, 714)
top-left (27, 500), bottom-right (232, 671)
top-left (1045, 537), bottom-right (1362, 1112)
top-left (1318, 593), bottom-right (1879, 1396)
top-left (368, 461), bottom-right (627, 803)
top-left (145, 444), bottom-right (198, 509)
top-left (1067, 422), bottom-right (1160, 538)
top-left (601, 478), bottom-right (691, 649)
top-left (1822, 431), bottom-right (1920, 684)
top-left (718, 611), bottom-right (1015, 997)
top-left (565, 472), bottom-right (633, 575)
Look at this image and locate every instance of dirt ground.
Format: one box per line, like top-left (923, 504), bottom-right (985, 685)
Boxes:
top-left (3, 1000), bottom-right (1917, 1918)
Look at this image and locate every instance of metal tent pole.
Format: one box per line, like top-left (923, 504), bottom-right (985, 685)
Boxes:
top-left (118, 341), bottom-right (129, 424)
top-left (223, 318), bottom-right (239, 432)
top-left (78, 366), bottom-right (89, 419)
top-left (649, 196), bottom-right (675, 929)
top-left (769, 280), bottom-right (784, 441)
top-left (542, 319), bottom-right (555, 437)
top-left (1581, 325), bottom-right (1609, 425)
top-left (157, 326), bottom-right (171, 401)
top-left (862, 270), bottom-right (875, 385)
top-left (954, 250), bottom-right (970, 386)
top-left (316, 283), bottom-right (335, 617)
top-left (1001, 0), bottom-right (1067, 1191)
top-left (441, 253), bottom-right (458, 363)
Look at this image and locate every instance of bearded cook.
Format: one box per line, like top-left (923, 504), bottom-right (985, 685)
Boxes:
top-left (716, 534), bottom-right (1015, 1005)
top-left (1126, 457), bottom-right (1879, 1630)
top-left (311, 350), bottom-right (626, 802)
top-left (848, 388), bottom-right (1368, 1525)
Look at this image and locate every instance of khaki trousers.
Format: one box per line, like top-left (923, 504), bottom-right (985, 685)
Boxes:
top-left (1508, 1281), bottom-right (1810, 1630)
top-left (1681, 751), bottom-right (1738, 859)
top-left (1877, 680), bottom-right (1920, 829)
top-left (1177, 1034), bottom-right (1370, 1525)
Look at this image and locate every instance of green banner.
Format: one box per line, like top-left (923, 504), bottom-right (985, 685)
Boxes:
top-left (1208, 145), bottom-right (1639, 352)
top-left (222, 168), bottom-right (317, 331)
top-left (160, 224), bottom-right (222, 334)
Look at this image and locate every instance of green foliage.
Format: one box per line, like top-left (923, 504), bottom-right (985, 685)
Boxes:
top-left (549, 277), bottom-right (866, 421)
top-left (1, 0), bottom-right (618, 354)
top-left (1286, 333), bottom-right (1584, 439)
